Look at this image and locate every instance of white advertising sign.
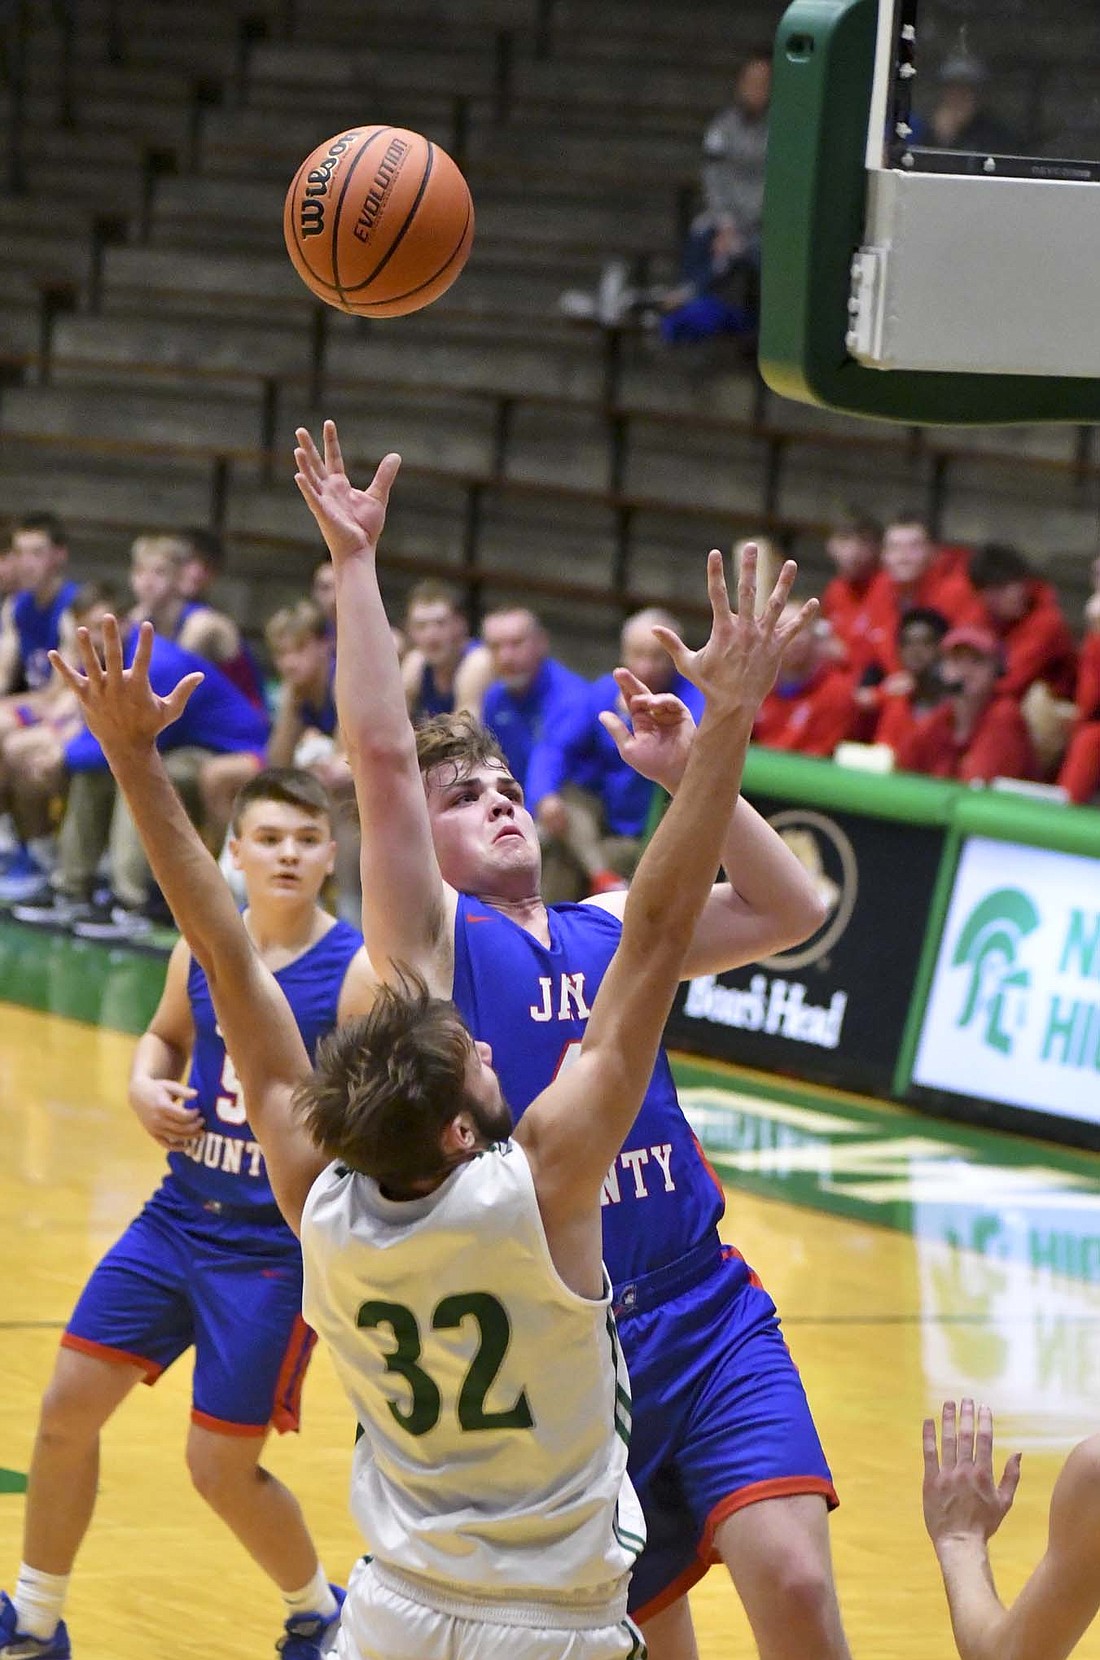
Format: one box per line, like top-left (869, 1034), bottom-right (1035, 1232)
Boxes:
top-left (914, 837), bottom-right (1100, 1124)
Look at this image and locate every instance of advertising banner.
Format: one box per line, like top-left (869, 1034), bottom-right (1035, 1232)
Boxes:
top-left (913, 837), bottom-right (1100, 1125)
top-left (667, 798), bottom-right (946, 1094)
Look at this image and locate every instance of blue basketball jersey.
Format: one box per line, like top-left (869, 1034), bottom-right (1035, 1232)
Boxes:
top-left (168, 918), bottom-right (362, 1212)
top-left (12, 580), bottom-right (78, 689)
top-left (451, 894), bottom-right (724, 1285)
top-left (415, 641), bottom-right (476, 721)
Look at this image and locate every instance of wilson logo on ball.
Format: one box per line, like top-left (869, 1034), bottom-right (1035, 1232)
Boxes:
top-left (299, 130), bottom-right (362, 239)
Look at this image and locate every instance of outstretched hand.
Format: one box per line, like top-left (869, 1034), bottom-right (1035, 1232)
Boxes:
top-left (599, 668), bottom-right (696, 792)
top-left (651, 546), bottom-right (818, 719)
top-left (293, 419), bottom-right (401, 565)
top-left (922, 1400), bottom-right (1022, 1553)
top-left (49, 617), bottom-right (204, 754)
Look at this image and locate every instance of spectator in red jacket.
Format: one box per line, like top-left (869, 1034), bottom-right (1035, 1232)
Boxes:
top-left (753, 611), bottom-right (859, 756)
top-left (1057, 629), bottom-right (1100, 806)
top-left (895, 626), bottom-right (1037, 783)
top-left (875, 607), bottom-right (951, 755)
top-left (969, 542), bottom-right (1077, 699)
top-left (863, 512), bottom-right (986, 673)
top-left (820, 511), bottom-right (883, 675)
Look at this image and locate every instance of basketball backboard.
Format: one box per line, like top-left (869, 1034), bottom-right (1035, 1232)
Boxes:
top-left (759, 0), bottom-right (1100, 422)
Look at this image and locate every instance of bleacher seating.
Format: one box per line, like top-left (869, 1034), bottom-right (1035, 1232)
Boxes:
top-left (1, 0), bottom-right (1098, 672)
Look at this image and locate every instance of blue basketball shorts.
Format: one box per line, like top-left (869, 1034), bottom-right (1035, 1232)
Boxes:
top-left (63, 1180), bottom-right (315, 1436)
top-left (616, 1240), bottom-right (837, 1621)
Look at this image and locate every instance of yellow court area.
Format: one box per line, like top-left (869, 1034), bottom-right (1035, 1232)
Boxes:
top-left (2, 999), bottom-right (1100, 1660)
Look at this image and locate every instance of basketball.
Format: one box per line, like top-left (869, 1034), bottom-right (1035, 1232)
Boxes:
top-left (283, 126), bottom-right (474, 317)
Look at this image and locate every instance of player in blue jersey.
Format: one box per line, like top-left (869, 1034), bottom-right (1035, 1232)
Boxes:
top-left (0, 760), bottom-right (375, 1660)
top-left (294, 420), bottom-right (854, 1660)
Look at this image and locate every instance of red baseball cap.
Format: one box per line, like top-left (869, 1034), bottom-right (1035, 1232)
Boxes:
top-left (941, 625), bottom-right (1001, 659)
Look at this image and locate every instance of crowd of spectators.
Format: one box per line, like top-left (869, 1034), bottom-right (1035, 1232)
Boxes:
top-left (0, 499), bottom-right (1097, 941)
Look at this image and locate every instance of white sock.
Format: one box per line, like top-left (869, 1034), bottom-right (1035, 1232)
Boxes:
top-left (25, 835), bottom-right (57, 873)
top-left (282, 1565), bottom-right (337, 1620)
top-left (14, 1563), bottom-right (69, 1640)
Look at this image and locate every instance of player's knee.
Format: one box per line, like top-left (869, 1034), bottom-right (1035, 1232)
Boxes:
top-left (38, 1372), bottom-right (106, 1445)
top-left (761, 1552), bottom-right (839, 1640)
top-left (185, 1434), bottom-right (260, 1511)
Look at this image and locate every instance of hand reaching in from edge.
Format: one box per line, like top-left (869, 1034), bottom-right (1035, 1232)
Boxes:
top-left (650, 546), bottom-right (818, 721)
top-left (294, 419), bottom-right (401, 566)
top-left (922, 1399), bottom-right (1022, 1554)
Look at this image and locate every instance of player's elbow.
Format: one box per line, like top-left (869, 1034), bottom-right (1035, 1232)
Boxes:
top-left (784, 884), bottom-right (831, 945)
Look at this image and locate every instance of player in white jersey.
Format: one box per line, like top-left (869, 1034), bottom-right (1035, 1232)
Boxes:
top-left (48, 561), bottom-right (815, 1660)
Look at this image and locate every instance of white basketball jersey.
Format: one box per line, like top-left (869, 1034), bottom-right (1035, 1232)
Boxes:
top-left (301, 1139), bottom-right (645, 1601)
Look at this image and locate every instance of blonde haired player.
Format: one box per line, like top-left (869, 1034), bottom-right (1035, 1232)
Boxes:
top-left (47, 542), bottom-right (814, 1660)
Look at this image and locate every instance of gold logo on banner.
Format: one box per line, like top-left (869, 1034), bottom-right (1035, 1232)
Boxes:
top-left (759, 809), bottom-right (859, 971)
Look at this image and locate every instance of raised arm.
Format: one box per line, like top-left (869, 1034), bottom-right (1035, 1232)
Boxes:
top-left (518, 551), bottom-right (816, 1227)
top-left (293, 421), bottom-right (455, 995)
top-left (50, 619), bottom-right (323, 1233)
top-left (924, 1402), bottom-right (1100, 1660)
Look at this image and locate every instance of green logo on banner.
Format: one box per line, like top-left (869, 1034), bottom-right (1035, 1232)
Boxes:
top-left (952, 888), bottom-right (1041, 1056)
top-left (0, 1468), bottom-right (27, 1495)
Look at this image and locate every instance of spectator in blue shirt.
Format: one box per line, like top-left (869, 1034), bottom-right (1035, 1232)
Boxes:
top-left (12, 583), bottom-right (269, 940)
top-left (527, 607), bottom-right (704, 898)
top-left (480, 606), bottom-right (589, 791)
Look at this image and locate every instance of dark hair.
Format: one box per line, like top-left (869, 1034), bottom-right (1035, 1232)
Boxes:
top-left (968, 542), bottom-right (1032, 590)
top-left (415, 709), bottom-right (508, 781)
top-left (180, 527), bottom-right (226, 572)
top-left (229, 766), bottom-right (333, 835)
top-left (897, 606), bottom-right (950, 643)
top-left (829, 509), bottom-right (883, 543)
top-left (405, 579), bottom-right (462, 619)
top-left (71, 579), bottom-right (125, 619)
top-left (294, 970), bottom-right (475, 1185)
top-left (15, 511), bottom-right (67, 546)
top-left (885, 510), bottom-right (931, 535)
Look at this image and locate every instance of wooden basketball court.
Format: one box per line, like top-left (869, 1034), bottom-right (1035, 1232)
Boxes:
top-left (2, 924), bottom-right (1099, 1658)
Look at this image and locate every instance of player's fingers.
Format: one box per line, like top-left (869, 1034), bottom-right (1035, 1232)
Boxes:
top-left (132, 618), bottom-right (154, 681)
top-left (975, 1402), bottom-right (996, 1473)
top-left (74, 626), bottom-right (104, 687)
top-left (162, 673), bottom-right (205, 723)
top-left (775, 597), bottom-right (820, 649)
top-left (370, 450), bottom-right (402, 507)
top-left (598, 710), bottom-right (632, 751)
top-left (940, 1400), bottom-right (958, 1467)
top-left (760, 560), bottom-right (799, 634)
top-left (734, 544), bottom-right (756, 620)
top-left (649, 624), bottom-right (690, 673)
top-left (921, 1417), bottom-right (940, 1478)
top-left (612, 666), bottom-right (649, 704)
top-left (957, 1398), bottom-right (976, 1464)
top-left (161, 1081), bottom-right (198, 1100)
top-left (294, 425), bottom-right (324, 479)
top-left (293, 472), bottom-right (324, 519)
top-left (293, 446), bottom-right (325, 497)
top-left (323, 418), bottom-right (346, 477)
top-left (999, 1451), bottom-right (1023, 1508)
top-left (102, 614), bottom-right (125, 680)
top-left (48, 648), bottom-right (82, 696)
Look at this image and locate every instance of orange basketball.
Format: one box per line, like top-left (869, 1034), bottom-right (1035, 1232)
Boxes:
top-left (283, 126), bottom-right (474, 317)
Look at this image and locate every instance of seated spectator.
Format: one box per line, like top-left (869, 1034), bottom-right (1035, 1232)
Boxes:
top-left (658, 46), bottom-right (772, 345)
top-left (401, 579), bottom-right (493, 723)
top-left (968, 541), bottom-right (1077, 699)
top-left (874, 607), bottom-right (951, 754)
top-left (820, 511), bottom-right (884, 674)
top-left (895, 626), bottom-right (1037, 784)
top-left (527, 607), bottom-right (704, 900)
top-left (0, 513), bottom-right (80, 888)
top-left (926, 55), bottom-right (1020, 156)
top-left (12, 584), bottom-right (269, 939)
top-left (174, 527), bottom-right (266, 707)
top-left (1057, 625), bottom-right (1100, 806)
top-left (128, 534), bottom-right (255, 694)
top-left (0, 526), bottom-right (17, 603)
top-left (863, 511), bottom-right (986, 673)
top-left (480, 606), bottom-right (588, 791)
top-left (753, 612), bottom-right (859, 755)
